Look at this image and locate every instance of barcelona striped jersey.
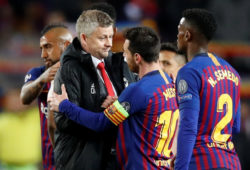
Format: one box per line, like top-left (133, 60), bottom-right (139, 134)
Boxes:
top-left (109, 70), bottom-right (179, 169)
top-left (24, 66), bottom-right (55, 170)
top-left (175, 53), bottom-right (241, 170)
top-left (59, 70), bottom-right (179, 169)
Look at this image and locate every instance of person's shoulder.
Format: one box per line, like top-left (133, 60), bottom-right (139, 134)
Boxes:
top-left (178, 61), bottom-right (195, 74)
top-left (180, 53), bottom-right (212, 74)
top-left (25, 66), bottom-right (46, 76)
top-left (119, 81), bottom-right (147, 105)
top-left (61, 46), bottom-right (78, 65)
top-left (132, 75), bottom-right (157, 94)
top-left (177, 62), bottom-right (201, 83)
top-left (121, 81), bottom-right (141, 97)
top-left (217, 56), bottom-right (241, 78)
top-left (105, 51), bottom-right (124, 64)
top-left (24, 66), bottom-right (45, 83)
top-left (60, 45), bottom-right (82, 70)
top-left (162, 71), bottom-right (174, 84)
top-left (60, 38), bottom-right (84, 65)
top-left (124, 81), bottom-right (138, 91)
top-left (206, 53), bottom-right (240, 75)
top-left (110, 51), bottom-right (123, 58)
top-left (27, 65), bottom-right (45, 73)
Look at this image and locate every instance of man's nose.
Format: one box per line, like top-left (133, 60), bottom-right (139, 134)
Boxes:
top-left (41, 49), bottom-right (48, 59)
top-left (105, 37), bottom-right (112, 47)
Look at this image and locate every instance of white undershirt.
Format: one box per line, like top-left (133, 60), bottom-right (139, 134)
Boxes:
top-left (91, 56), bottom-right (117, 96)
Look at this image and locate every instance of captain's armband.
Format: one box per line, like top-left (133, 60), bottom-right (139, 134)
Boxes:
top-left (104, 100), bottom-right (129, 126)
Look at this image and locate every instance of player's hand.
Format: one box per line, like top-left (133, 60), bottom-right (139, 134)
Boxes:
top-left (47, 80), bottom-right (54, 103)
top-left (41, 62), bottom-right (60, 83)
top-left (49, 84), bottom-right (68, 112)
top-left (101, 95), bottom-right (118, 108)
top-left (170, 156), bottom-right (176, 170)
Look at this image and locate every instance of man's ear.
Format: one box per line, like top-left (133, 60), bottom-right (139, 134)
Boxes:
top-left (80, 33), bottom-right (88, 47)
top-left (185, 30), bottom-right (192, 41)
top-left (134, 53), bottom-right (141, 64)
top-left (63, 40), bottom-right (71, 50)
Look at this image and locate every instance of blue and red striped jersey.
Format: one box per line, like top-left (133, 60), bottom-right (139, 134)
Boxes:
top-left (175, 53), bottom-right (241, 170)
top-left (58, 70), bottom-right (179, 169)
top-left (107, 70), bottom-right (179, 169)
top-left (24, 66), bottom-right (55, 170)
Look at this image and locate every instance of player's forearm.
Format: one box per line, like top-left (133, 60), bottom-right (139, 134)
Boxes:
top-left (20, 78), bottom-right (45, 104)
top-left (175, 108), bottom-right (198, 170)
top-left (48, 124), bottom-right (56, 148)
top-left (171, 118), bottom-right (179, 156)
top-left (59, 99), bottom-right (114, 132)
top-left (47, 103), bottom-right (57, 147)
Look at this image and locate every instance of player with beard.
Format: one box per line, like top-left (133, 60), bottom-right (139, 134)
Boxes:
top-left (20, 24), bottom-right (72, 170)
top-left (49, 26), bottom-right (179, 169)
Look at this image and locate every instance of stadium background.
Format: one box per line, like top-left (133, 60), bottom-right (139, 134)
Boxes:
top-left (0, 0), bottom-right (249, 169)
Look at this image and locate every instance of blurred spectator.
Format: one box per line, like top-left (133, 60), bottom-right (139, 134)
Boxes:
top-left (0, 89), bottom-right (42, 170)
top-left (124, 2), bottom-right (143, 21)
top-left (45, 11), bottom-right (66, 24)
top-left (208, 0), bottom-right (250, 42)
top-left (241, 100), bottom-right (250, 139)
top-left (45, 10), bottom-right (76, 37)
top-left (233, 99), bottom-right (250, 170)
top-left (48, 0), bottom-right (83, 22)
top-left (130, 0), bottom-right (158, 18)
top-left (0, 2), bottom-right (42, 91)
top-left (123, 0), bottom-right (158, 22)
top-left (156, 0), bottom-right (209, 41)
top-left (0, 3), bottom-right (14, 47)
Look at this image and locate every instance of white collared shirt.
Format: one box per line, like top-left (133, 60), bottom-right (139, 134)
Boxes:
top-left (91, 56), bottom-right (117, 96)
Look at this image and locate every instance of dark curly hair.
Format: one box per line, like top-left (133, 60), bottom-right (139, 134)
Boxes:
top-left (160, 42), bottom-right (187, 63)
top-left (183, 8), bottom-right (217, 41)
top-left (160, 42), bottom-right (178, 53)
top-left (124, 27), bottom-right (160, 63)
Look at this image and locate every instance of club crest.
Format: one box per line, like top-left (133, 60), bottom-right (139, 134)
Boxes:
top-left (121, 101), bottom-right (130, 112)
top-left (178, 79), bottom-right (188, 94)
top-left (24, 74), bottom-right (32, 83)
top-left (107, 104), bottom-right (117, 115)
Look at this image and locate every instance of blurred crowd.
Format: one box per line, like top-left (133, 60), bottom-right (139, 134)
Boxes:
top-left (0, 0), bottom-right (250, 169)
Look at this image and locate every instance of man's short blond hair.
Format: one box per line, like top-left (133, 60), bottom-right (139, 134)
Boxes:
top-left (76, 10), bottom-right (114, 39)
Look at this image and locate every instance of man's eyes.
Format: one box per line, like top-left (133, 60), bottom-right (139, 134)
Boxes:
top-left (161, 61), bottom-right (170, 65)
top-left (98, 36), bottom-right (113, 39)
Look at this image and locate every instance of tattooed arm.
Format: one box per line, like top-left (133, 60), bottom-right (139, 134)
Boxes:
top-left (20, 63), bottom-right (59, 104)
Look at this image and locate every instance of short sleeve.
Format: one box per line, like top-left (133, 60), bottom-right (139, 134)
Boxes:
top-left (24, 66), bottom-right (44, 83)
